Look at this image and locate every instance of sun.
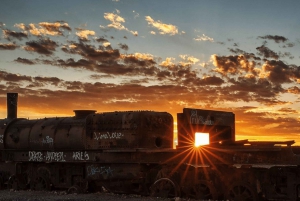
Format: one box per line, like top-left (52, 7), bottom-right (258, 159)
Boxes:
top-left (194, 132), bottom-right (210, 147)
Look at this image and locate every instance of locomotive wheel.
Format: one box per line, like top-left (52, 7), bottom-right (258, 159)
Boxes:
top-left (150, 178), bottom-right (180, 198)
top-left (67, 185), bottom-right (82, 194)
top-left (190, 180), bottom-right (217, 200)
top-left (7, 175), bottom-right (19, 190)
top-left (67, 181), bottom-right (87, 194)
top-left (226, 181), bottom-right (258, 201)
top-left (31, 176), bottom-right (51, 191)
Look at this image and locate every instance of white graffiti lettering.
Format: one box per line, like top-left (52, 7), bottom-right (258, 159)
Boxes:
top-left (29, 151), bottom-right (43, 162)
top-left (87, 165), bottom-right (113, 176)
top-left (45, 151), bottom-right (65, 162)
top-left (0, 134), bottom-right (3, 143)
top-left (94, 132), bottom-right (124, 140)
top-left (190, 110), bottom-right (214, 125)
top-left (42, 136), bottom-right (54, 146)
top-left (72, 151), bottom-right (89, 161)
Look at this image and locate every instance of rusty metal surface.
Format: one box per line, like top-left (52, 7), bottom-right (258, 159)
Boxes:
top-left (86, 111), bottom-right (173, 150)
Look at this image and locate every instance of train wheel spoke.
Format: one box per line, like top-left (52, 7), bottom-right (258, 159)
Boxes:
top-left (150, 178), bottom-right (180, 198)
top-left (227, 182), bottom-right (258, 201)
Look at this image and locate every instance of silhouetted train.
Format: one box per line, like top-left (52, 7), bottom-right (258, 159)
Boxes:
top-left (1, 93), bottom-right (300, 200)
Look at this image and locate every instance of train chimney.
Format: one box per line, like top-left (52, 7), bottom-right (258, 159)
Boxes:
top-left (7, 93), bottom-right (18, 119)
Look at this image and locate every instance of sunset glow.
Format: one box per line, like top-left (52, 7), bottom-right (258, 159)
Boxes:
top-left (195, 132), bottom-right (210, 147)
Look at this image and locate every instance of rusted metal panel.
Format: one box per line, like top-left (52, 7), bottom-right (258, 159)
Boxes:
top-left (177, 108), bottom-right (235, 148)
top-left (86, 111), bottom-right (173, 150)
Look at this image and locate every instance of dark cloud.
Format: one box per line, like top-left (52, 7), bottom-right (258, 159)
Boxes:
top-left (212, 54), bottom-right (257, 76)
top-left (256, 45), bottom-right (279, 60)
top-left (262, 60), bottom-right (300, 84)
top-left (198, 76), bottom-right (224, 85)
top-left (228, 48), bottom-right (261, 60)
top-left (223, 76), bottom-right (283, 103)
top-left (258, 35), bottom-right (288, 43)
top-left (15, 57), bottom-right (35, 65)
top-left (287, 86), bottom-right (300, 94)
top-left (89, 74), bottom-right (114, 80)
top-left (33, 76), bottom-right (62, 86)
top-left (95, 37), bottom-right (109, 43)
top-left (56, 58), bottom-right (95, 71)
top-left (0, 70), bottom-right (32, 82)
top-left (3, 29), bottom-right (28, 40)
top-left (62, 42), bottom-right (120, 62)
top-left (25, 38), bottom-right (58, 55)
top-left (277, 108), bottom-right (298, 114)
top-left (0, 43), bottom-right (18, 50)
top-left (282, 43), bottom-right (295, 48)
top-left (118, 43), bottom-right (128, 51)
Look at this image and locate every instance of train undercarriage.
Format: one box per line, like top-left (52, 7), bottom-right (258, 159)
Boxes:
top-left (1, 145), bottom-right (300, 201)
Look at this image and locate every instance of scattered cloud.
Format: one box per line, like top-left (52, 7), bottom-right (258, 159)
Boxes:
top-left (15, 57), bottom-right (35, 65)
top-left (256, 45), bottom-right (279, 60)
top-left (194, 34), bottom-right (214, 42)
top-left (24, 38), bottom-right (58, 55)
top-left (100, 11), bottom-right (138, 36)
top-left (0, 42), bottom-right (18, 50)
top-left (3, 29), bottom-right (28, 40)
top-left (75, 28), bottom-right (95, 40)
top-left (15, 22), bottom-right (71, 37)
top-left (145, 16), bottom-right (178, 35)
top-left (258, 35), bottom-right (288, 43)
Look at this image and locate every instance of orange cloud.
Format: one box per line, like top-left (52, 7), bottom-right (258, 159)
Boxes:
top-left (145, 16), bottom-right (178, 35)
top-left (101, 11), bottom-right (138, 36)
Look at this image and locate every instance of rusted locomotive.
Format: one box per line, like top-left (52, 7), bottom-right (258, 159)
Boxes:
top-left (1, 93), bottom-right (300, 201)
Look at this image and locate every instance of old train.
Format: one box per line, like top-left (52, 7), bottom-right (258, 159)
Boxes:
top-left (1, 93), bottom-right (300, 200)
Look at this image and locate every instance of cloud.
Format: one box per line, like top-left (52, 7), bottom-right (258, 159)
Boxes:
top-left (101, 11), bottom-right (138, 36)
top-left (256, 45), bottom-right (279, 60)
top-left (261, 60), bottom-right (300, 84)
top-left (277, 107), bottom-right (298, 114)
top-left (145, 16), bottom-right (178, 35)
top-left (160, 57), bottom-right (175, 67)
top-left (179, 55), bottom-right (200, 66)
top-left (0, 70), bottom-right (32, 82)
top-left (15, 57), bottom-right (35, 65)
top-left (24, 38), bottom-right (58, 55)
top-left (258, 35), bottom-right (288, 43)
top-left (118, 43), bottom-right (128, 51)
top-left (75, 28), bottom-right (95, 40)
top-left (194, 34), bottom-right (214, 42)
top-left (287, 86), bottom-right (300, 94)
top-left (3, 29), bottom-right (28, 40)
top-left (15, 22), bottom-right (71, 37)
top-left (0, 43), bottom-right (18, 50)
top-left (211, 54), bottom-right (257, 76)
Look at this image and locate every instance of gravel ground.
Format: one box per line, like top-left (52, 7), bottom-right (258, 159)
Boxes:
top-left (0, 190), bottom-right (190, 201)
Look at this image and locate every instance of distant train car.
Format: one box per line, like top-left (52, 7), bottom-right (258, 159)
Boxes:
top-left (1, 93), bottom-right (300, 201)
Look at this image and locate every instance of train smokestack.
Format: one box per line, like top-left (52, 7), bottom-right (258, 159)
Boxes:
top-left (7, 93), bottom-right (18, 119)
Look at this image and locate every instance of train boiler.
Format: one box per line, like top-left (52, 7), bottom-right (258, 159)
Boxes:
top-left (1, 93), bottom-right (300, 201)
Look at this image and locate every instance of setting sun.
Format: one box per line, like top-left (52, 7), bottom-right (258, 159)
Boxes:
top-left (195, 132), bottom-right (210, 147)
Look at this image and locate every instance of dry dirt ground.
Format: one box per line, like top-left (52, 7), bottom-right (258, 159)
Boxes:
top-left (0, 190), bottom-right (193, 201)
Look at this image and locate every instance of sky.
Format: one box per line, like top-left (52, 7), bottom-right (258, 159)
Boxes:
top-left (1, 0), bottom-right (300, 144)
